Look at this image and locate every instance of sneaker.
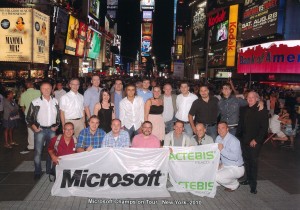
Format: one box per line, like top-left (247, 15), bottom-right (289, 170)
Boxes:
top-left (20, 148), bottom-right (33, 154)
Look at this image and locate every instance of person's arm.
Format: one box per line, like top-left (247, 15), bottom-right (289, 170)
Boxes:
top-left (48, 149), bottom-right (60, 164)
top-left (60, 110), bottom-right (65, 130)
top-left (83, 90), bottom-right (91, 119)
top-left (229, 79), bottom-right (238, 95)
top-left (93, 103), bottom-right (100, 116)
top-left (111, 103), bottom-right (115, 120)
top-left (219, 140), bottom-right (241, 162)
top-left (251, 110), bottom-right (269, 146)
top-left (84, 106), bottom-right (91, 119)
top-left (188, 114), bottom-right (196, 133)
top-left (144, 99), bottom-right (151, 121)
top-left (119, 101), bottom-right (125, 128)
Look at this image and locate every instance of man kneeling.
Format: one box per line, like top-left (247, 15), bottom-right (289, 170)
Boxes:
top-left (216, 121), bottom-right (244, 192)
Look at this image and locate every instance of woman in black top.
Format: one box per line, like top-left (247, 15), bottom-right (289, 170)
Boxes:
top-left (94, 89), bottom-right (115, 133)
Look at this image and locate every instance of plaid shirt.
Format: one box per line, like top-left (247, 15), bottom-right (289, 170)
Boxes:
top-left (76, 127), bottom-right (106, 149)
top-left (101, 130), bottom-right (130, 148)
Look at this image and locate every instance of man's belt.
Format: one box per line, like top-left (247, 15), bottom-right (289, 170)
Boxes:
top-left (204, 123), bottom-right (216, 127)
top-left (176, 118), bottom-right (189, 124)
top-left (40, 126), bottom-right (52, 129)
top-left (68, 118), bottom-right (81, 120)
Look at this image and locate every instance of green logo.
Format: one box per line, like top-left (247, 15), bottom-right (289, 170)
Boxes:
top-left (169, 151), bottom-right (214, 161)
top-left (177, 181), bottom-right (214, 191)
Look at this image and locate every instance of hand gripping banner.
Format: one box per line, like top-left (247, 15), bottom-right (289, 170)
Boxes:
top-left (167, 143), bottom-right (220, 198)
top-left (51, 148), bottom-right (170, 198)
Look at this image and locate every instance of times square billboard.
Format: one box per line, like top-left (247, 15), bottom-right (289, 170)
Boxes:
top-left (192, 2), bottom-right (206, 57)
top-left (241, 0), bottom-right (285, 41)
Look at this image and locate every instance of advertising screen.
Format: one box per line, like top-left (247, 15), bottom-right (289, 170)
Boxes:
top-left (142, 23), bottom-right (153, 35)
top-left (75, 22), bottom-right (87, 57)
top-left (33, 9), bottom-right (50, 64)
top-left (53, 8), bottom-right (68, 52)
top-left (140, 0), bottom-right (155, 11)
top-left (192, 4), bottom-right (206, 56)
top-left (241, 0), bottom-right (284, 41)
top-left (238, 40), bottom-right (300, 74)
top-left (142, 11), bottom-right (152, 22)
top-left (0, 8), bottom-right (32, 62)
top-left (88, 31), bottom-right (101, 59)
top-left (141, 36), bottom-right (151, 56)
top-left (89, 0), bottom-right (100, 20)
top-left (107, 0), bottom-right (118, 9)
top-left (208, 42), bottom-right (227, 67)
top-left (65, 15), bottom-right (79, 55)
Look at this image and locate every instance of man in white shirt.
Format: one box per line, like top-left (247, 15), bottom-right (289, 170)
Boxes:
top-left (83, 75), bottom-right (102, 119)
top-left (60, 78), bottom-right (85, 138)
top-left (161, 83), bottom-right (177, 134)
top-left (120, 84), bottom-right (144, 140)
top-left (175, 82), bottom-right (198, 137)
top-left (53, 81), bottom-right (66, 103)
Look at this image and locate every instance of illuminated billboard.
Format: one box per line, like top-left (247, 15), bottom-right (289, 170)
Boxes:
top-left (142, 23), bottom-right (153, 35)
top-left (75, 22), bottom-right (87, 57)
top-left (238, 40), bottom-right (300, 74)
top-left (192, 4), bottom-right (206, 56)
top-left (65, 15), bottom-right (79, 55)
top-left (141, 35), bottom-right (151, 56)
top-left (107, 0), bottom-right (118, 9)
top-left (89, 0), bottom-right (100, 20)
top-left (33, 9), bottom-right (50, 64)
top-left (241, 0), bottom-right (284, 41)
top-left (140, 0), bottom-right (155, 11)
top-left (226, 4), bottom-right (238, 67)
top-left (88, 31), bottom-right (101, 59)
top-left (142, 11), bottom-right (152, 22)
top-left (208, 7), bottom-right (229, 45)
top-left (53, 8), bottom-right (68, 52)
top-left (0, 8), bottom-right (32, 62)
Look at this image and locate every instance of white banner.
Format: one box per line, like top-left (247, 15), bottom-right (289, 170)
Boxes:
top-left (51, 148), bottom-right (170, 198)
top-left (168, 144), bottom-right (220, 198)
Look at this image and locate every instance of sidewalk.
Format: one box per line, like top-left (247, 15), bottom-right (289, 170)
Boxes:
top-left (1, 121), bottom-right (300, 209)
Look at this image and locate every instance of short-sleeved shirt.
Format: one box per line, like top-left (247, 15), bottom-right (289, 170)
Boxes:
top-left (102, 130), bottom-right (130, 148)
top-left (48, 135), bottom-right (76, 156)
top-left (20, 88), bottom-right (41, 115)
top-left (83, 86), bottom-right (102, 115)
top-left (189, 96), bottom-right (219, 124)
top-left (131, 134), bottom-right (161, 148)
top-left (60, 91), bottom-right (84, 119)
top-left (137, 89), bottom-right (153, 103)
top-left (76, 127), bottom-right (106, 149)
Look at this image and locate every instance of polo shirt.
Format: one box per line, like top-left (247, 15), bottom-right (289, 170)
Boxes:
top-left (131, 134), bottom-right (161, 148)
top-left (48, 135), bottom-right (75, 156)
top-left (20, 88), bottom-right (41, 115)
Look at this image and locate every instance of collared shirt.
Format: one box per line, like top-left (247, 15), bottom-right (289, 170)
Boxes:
top-left (190, 134), bottom-right (214, 146)
top-left (84, 86), bottom-right (102, 115)
top-left (101, 130), bottom-right (130, 148)
top-left (189, 96), bottom-right (219, 124)
top-left (54, 89), bottom-right (66, 103)
top-left (218, 95), bottom-right (247, 126)
top-left (48, 135), bottom-right (76, 156)
top-left (137, 89), bottom-right (153, 103)
top-left (163, 95), bottom-right (174, 122)
top-left (175, 92), bottom-right (198, 122)
top-left (131, 134), bottom-right (161, 148)
top-left (76, 127), bottom-right (106, 149)
top-left (113, 92), bottom-right (123, 119)
top-left (20, 88), bottom-right (41, 115)
top-left (37, 96), bottom-right (58, 127)
top-left (60, 91), bottom-right (84, 119)
top-left (215, 132), bottom-right (244, 167)
top-left (119, 96), bottom-right (144, 130)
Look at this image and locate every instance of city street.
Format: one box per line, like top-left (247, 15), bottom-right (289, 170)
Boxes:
top-left (0, 121), bottom-right (300, 209)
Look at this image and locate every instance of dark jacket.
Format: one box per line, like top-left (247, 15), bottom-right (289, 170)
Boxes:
top-left (26, 96), bottom-right (60, 128)
top-left (237, 103), bottom-right (269, 145)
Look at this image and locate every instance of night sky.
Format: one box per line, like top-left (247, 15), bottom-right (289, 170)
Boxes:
top-left (118, 0), bottom-right (174, 66)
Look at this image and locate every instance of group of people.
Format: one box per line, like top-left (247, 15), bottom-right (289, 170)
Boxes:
top-left (3, 75), bottom-right (297, 196)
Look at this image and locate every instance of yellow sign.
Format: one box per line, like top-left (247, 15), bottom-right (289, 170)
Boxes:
top-left (226, 4), bottom-right (238, 67)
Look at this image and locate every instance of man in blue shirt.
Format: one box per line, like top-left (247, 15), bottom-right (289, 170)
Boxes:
top-left (102, 119), bottom-right (130, 148)
top-left (137, 77), bottom-right (153, 103)
top-left (216, 121), bottom-right (244, 192)
top-left (76, 115), bottom-right (105, 152)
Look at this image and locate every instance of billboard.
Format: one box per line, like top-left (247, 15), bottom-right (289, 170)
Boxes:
top-left (141, 35), bottom-right (151, 56)
top-left (88, 31), bottom-right (101, 59)
top-left (107, 0), bottom-right (118, 9)
top-left (75, 22), bottom-right (87, 57)
top-left (208, 0), bottom-right (243, 10)
top-left (89, 0), bottom-right (100, 20)
top-left (0, 8), bottom-right (32, 62)
top-left (192, 4), bottom-right (206, 56)
top-left (142, 23), bottom-right (153, 35)
top-left (33, 9), bottom-right (50, 64)
top-left (140, 0), bottom-right (155, 11)
top-left (208, 7), bottom-right (229, 45)
top-left (107, 10), bottom-right (117, 21)
top-left (241, 0), bottom-right (284, 41)
top-left (208, 42), bottom-right (227, 67)
top-left (53, 8), bottom-right (68, 52)
top-left (226, 4), bottom-right (238, 67)
top-left (142, 11), bottom-right (152, 22)
top-left (65, 15), bottom-right (79, 55)
top-left (238, 40), bottom-right (300, 74)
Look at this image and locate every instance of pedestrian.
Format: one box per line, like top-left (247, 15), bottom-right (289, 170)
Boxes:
top-left (53, 81), bottom-right (66, 103)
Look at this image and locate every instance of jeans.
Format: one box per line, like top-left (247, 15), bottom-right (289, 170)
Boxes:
top-left (165, 116), bottom-right (176, 134)
top-left (34, 128), bottom-right (55, 175)
top-left (184, 123), bottom-right (193, 137)
top-left (206, 125), bottom-right (218, 142)
top-left (125, 126), bottom-right (139, 142)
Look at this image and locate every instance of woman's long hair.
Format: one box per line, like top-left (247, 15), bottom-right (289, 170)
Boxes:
top-left (99, 88), bottom-right (111, 104)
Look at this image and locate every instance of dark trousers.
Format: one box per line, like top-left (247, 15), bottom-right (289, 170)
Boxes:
top-left (242, 144), bottom-right (262, 190)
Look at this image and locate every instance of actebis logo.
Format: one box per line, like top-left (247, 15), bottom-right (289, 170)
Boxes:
top-left (60, 169), bottom-right (162, 188)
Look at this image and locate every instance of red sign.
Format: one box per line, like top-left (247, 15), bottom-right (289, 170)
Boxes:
top-left (238, 41), bottom-right (300, 74)
top-left (208, 9), bottom-right (227, 28)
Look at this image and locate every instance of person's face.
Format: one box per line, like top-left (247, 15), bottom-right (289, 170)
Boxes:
top-left (218, 123), bottom-right (228, 138)
top-left (163, 84), bottom-right (172, 96)
top-left (7, 92), bottom-right (14, 100)
top-left (142, 123), bottom-right (152, 136)
top-left (114, 80), bottom-right (123, 91)
top-left (222, 85), bottom-right (232, 98)
top-left (151, 81), bottom-right (157, 87)
top-left (195, 124), bottom-right (206, 138)
top-left (136, 82), bottom-right (142, 89)
top-left (102, 92), bottom-right (110, 102)
top-left (63, 124), bottom-right (74, 138)
top-left (111, 120), bottom-right (121, 134)
top-left (41, 84), bottom-right (52, 97)
top-left (142, 80), bottom-right (150, 89)
top-left (174, 122), bottom-right (184, 135)
top-left (56, 83), bottom-right (63, 90)
top-left (17, 17), bottom-right (23, 25)
top-left (200, 87), bottom-right (209, 99)
top-left (126, 86), bottom-right (136, 97)
top-left (180, 84), bottom-right (189, 95)
top-left (89, 118), bottom-right (100, 132)
top-left (91, 76), bottom-right (100, 87)
top-left (70, 80), bottom-right (80, 92)
top-left (153, 87), bottom-right (161, 98)
top-left (247, 92), bottom-right (257, 107)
